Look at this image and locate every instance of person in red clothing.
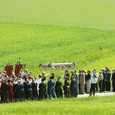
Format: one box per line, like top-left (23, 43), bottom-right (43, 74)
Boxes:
top-left (8, 80), bottom-right (14, 102)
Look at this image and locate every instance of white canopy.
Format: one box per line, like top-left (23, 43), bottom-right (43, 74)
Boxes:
top-left (40, 63), bottom-right (75, 70)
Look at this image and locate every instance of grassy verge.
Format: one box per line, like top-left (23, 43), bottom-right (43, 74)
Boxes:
top-left (0, 96), bottom-right (115, 115)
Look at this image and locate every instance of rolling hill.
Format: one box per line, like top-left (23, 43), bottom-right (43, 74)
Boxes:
top-left (0, 0), bottom-right (115, 114)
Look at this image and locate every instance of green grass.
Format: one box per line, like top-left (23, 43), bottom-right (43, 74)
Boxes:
top-left (0, 0), bottom-right (115, 76)
top-left (83, 56), bottom-right (115, 72)
top-left (0, 22), bottom-right (115, 76)
top-left (0, 0), bottom-right (115, 30)
top-left (0, 0), bottom-right (115, 114)
top-left (0, 96), bottom-right (115, 115)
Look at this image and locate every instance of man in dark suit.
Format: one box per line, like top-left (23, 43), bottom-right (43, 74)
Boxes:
top-left (13, 81), bottom-right (18, 102)
top-left (106, 69), bottom-right (111, 91)
top-left (39, 79), bottom-right (47, 100)
top-left (31, 79), bottom-right (38, 100)
top-left (102, 69), bottom-right (106, 92)
top-left (112, 69), bottom-right (115, 92)
top-left (1, 80), bottom-right (9, 103)
top-left (17, 80), bottom-right (25, 101)
top-left (25, 80), bottom-right (32, 100)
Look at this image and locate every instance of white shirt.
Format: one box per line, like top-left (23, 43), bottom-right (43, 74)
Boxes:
top-left (98, 74), bottom-right (103, 81)
top-left (21, 72), bottom-right (25, 77)
top-left (91, 77), bottom-right (97, 84)
top-left (91, 71), bottom-right (97, 84)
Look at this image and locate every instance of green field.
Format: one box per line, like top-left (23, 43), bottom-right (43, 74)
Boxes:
top-left (0, 0), bottom-right (115, 30)
top-left (0, 0), bottom-right (115, 75)
top-left (0, 96), bottom-right (115, 115)
top-left (0, 0), bottom-right (115, 114)
top-left (0, 22), bottom-right (115, 76)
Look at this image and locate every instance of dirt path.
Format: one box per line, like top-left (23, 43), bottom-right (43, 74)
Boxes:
top-left (78, 91), bottom-right (115, 98)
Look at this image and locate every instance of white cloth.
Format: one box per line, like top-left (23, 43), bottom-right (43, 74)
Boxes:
top-left (13, 81), bottom-right (18, 84)
top-left (91, 77), bottom-right (97, 84)
top-left (98, 74), bottom-right (103, 81)
top-left (21, 72), bottom-right (25, 77)
top-left (21, 78), bottom-right (25, 84)
top-left (37, 78), bottom-right (42, 95)
top-left (90, 71), bottom-right (97, 84)
top-left (29, 79), bottom-right (32, 84)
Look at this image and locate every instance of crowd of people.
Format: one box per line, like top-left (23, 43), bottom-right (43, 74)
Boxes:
top-left (0, 66), bottom-right (115, 103)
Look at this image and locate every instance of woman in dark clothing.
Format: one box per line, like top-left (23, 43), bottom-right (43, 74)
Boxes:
top-left (63, 79), bottom-right (71, 98)
top-left (70, 76), bottom-right (78, 97)
top-left (55, 77), bottom-right (63, 98)
top-left (39, 79), bottom-right (47, 100)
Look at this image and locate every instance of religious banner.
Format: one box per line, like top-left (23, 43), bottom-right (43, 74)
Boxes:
top-left (5, 65), bottom-right (13, 77)
top-left (40, 63), bottom-right (75, 70)
top-left (15, 64), bottom-right (23, 76)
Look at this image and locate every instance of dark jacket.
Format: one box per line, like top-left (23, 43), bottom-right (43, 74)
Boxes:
top-left (55, 81), bottom-right (63, 98)
top-left (106, 72), bottom-right (111, 82)
top-left (31, 82), bottom-right (38, 99)
top-left (70, 79), bottom-right (78, 97)
top-left (1, 83), bottom-right (9, 102)
top-left (17, 83), bottom-right (25, 99)
top-left (39, 82), bottom-right (46, 99)
top-left (48, 80), bottom-right (56, 99)
top-left (112, 72), bottom-right (115, 82)
top-left (25, 83), bottom-right (32, 99)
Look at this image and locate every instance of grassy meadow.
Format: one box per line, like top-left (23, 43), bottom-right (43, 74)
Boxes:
top-left (0, 0), bottom-right (115, 114)
top-left (0, 22), bottom-right (115, 76)
top-left (0, 96), bottom-right (115, 115)
top-left (0, 0), bottom-right (115, 30)
top-left (0, 0), bottom-right (115, 76)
